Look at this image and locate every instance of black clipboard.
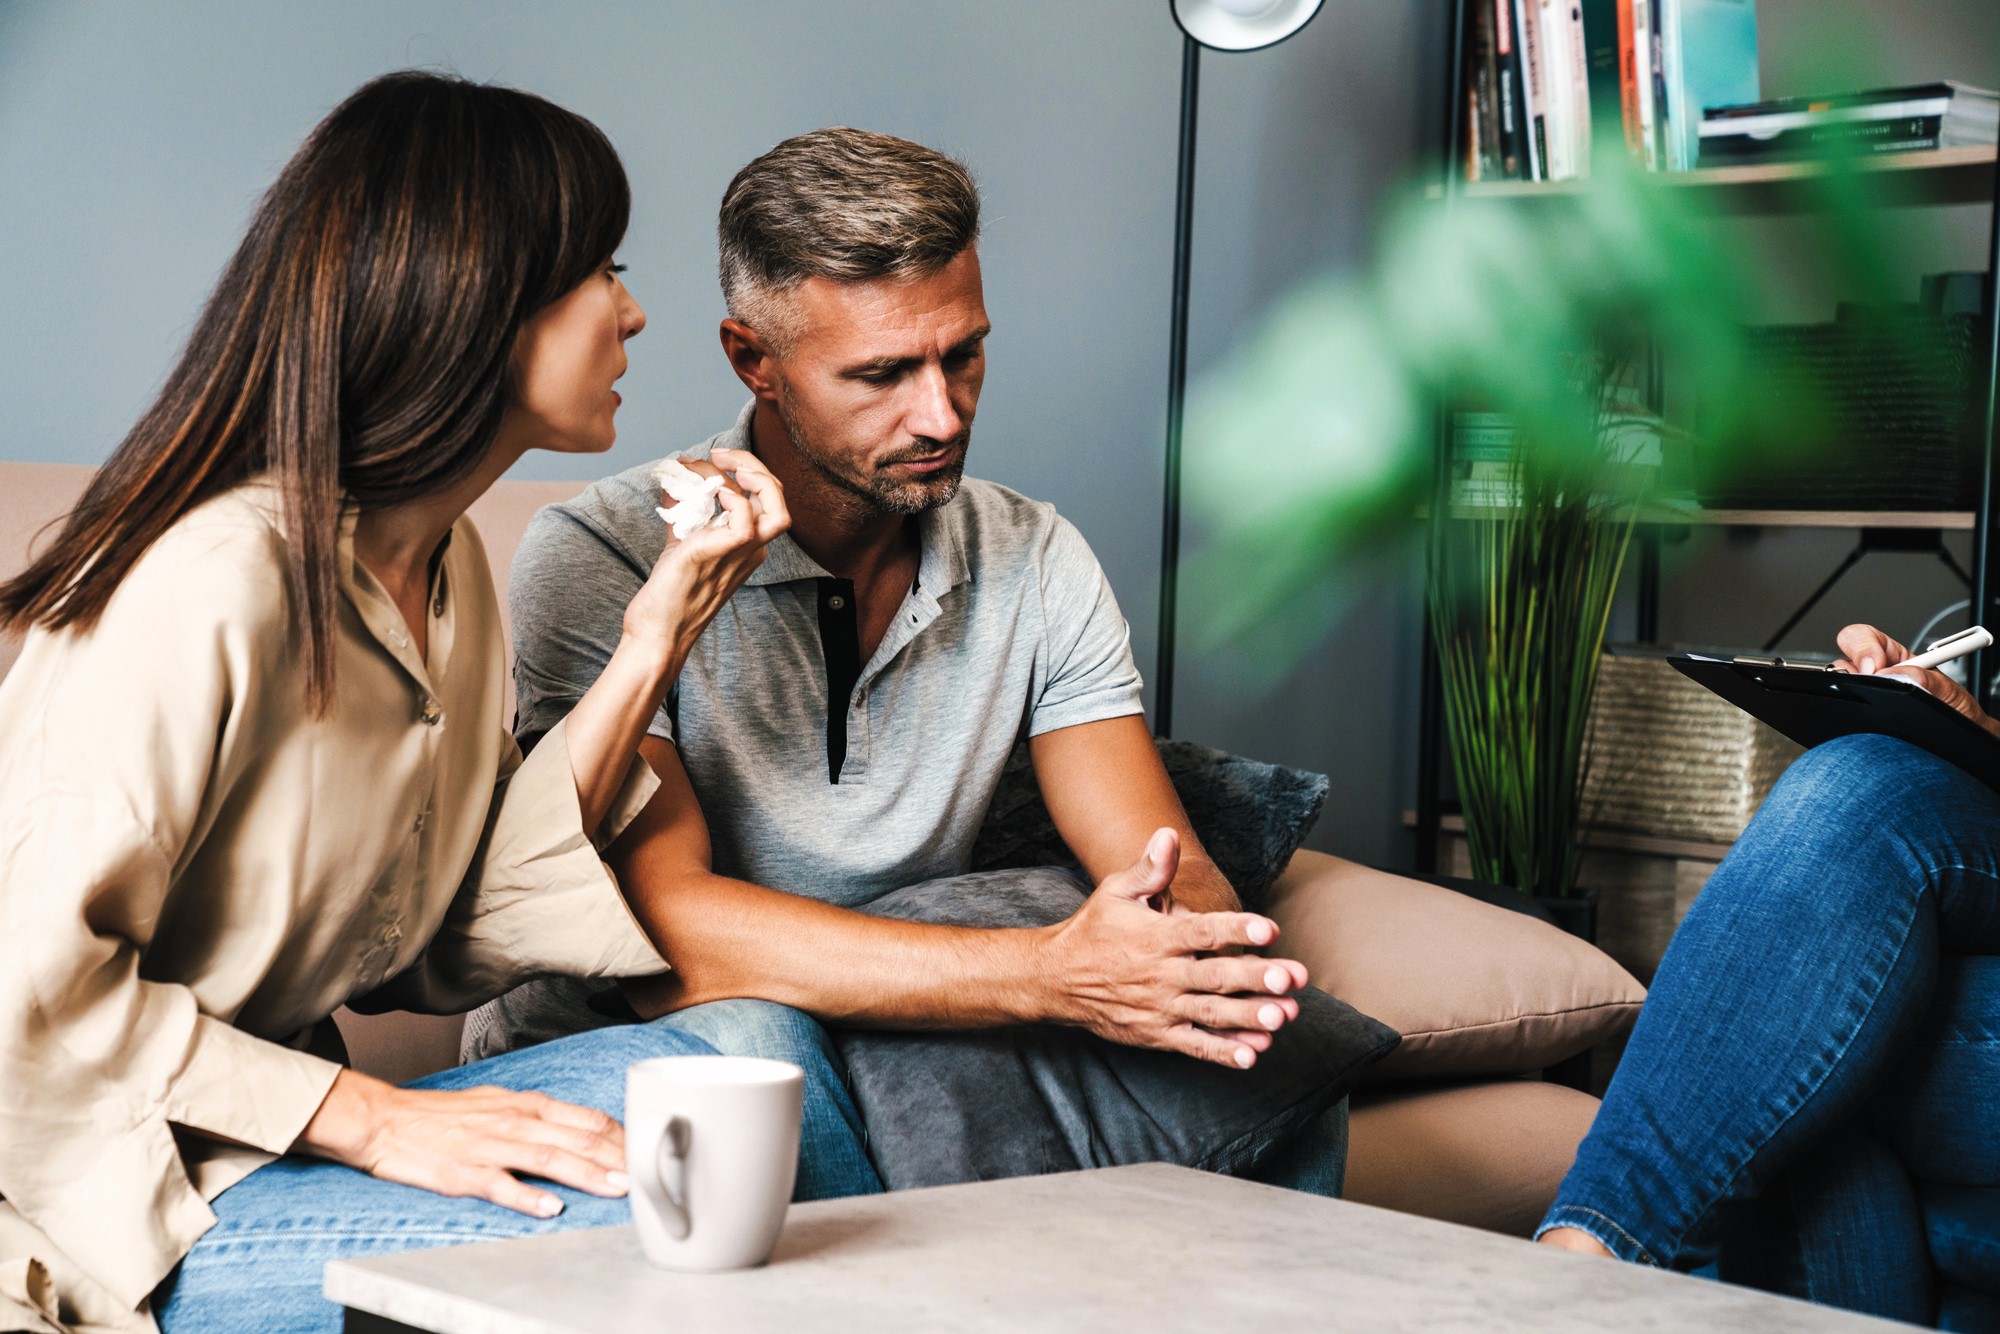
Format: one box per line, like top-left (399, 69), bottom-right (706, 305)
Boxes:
top-left (1669, 653), bottom-right (2000, 793)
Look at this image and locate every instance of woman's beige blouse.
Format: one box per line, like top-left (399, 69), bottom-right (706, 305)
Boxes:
top-left (0, 484), bottom-right (666, 1333)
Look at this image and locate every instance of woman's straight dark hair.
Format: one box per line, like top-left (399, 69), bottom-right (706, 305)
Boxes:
top-left (0, 71), bottom-right (629, 713)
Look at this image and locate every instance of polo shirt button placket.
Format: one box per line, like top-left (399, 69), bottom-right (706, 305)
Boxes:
top-left (847, 691), bottom-right (870, 777)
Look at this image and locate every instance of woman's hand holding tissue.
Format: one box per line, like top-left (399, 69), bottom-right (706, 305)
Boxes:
top-left (622, 448), bottom-right (790, 665)
top-left (562, 448), bottom-right (789, 834)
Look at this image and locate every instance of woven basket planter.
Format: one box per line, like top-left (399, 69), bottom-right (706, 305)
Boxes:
top-left (1582, 652), bottom-right (1803, 845)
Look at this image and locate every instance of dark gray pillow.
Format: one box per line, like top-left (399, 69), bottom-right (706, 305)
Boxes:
top-left (969, 739), bottom-right (1330, 909)
top-left (835, 867), bottom-right (1399, 1191)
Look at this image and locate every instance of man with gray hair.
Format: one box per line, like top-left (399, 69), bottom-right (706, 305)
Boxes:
top-left (477, 128), bottom-right (1342, 1195)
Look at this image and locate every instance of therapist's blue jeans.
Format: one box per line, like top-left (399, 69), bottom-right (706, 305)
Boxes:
top-left (1538, 734), bottom-right (2000, 1323)
top-left (154, 1002), bottom-right (882, 1334)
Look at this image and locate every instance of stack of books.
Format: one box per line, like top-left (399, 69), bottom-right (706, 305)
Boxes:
top-left (1450, 407), bottom-right (1665, 508)
top-left (1699, 83), bottom-right (2000, 166)
top-left (1462, 0), bottom-right (1759, 182)
top-left (1450, 412), bottom-right (1520, 506)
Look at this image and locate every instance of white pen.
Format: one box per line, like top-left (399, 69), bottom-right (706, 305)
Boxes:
top-left (1900, 625), bottom-right (1995, 672)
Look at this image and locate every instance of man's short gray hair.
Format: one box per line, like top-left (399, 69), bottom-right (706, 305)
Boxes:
top-left (718, 127), bottom-right (981, 350)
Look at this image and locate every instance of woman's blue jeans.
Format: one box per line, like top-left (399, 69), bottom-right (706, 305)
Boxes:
top-left (1539, 734), bottom-right (2000, 1323)
top-left (154, 1001), bottom-right (882, 1333)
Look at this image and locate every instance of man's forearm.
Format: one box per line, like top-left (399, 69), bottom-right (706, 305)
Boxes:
top-left (619, 870), bottom-right (1056, 1027)
top-left (1166, 851), bottom-right (1240, 914)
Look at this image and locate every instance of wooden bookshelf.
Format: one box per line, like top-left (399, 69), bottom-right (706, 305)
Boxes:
top-left (1651, 507), bottom-right (1976, 529)
top-left (1425, 504), bottom-right (1976, 530)
top-left (1416, 3), bottom-right (2000, 891)
top-left (1400, 810), bottom-right (1734, 863)
top-left (1432, 145), bottom-right (1997, 215)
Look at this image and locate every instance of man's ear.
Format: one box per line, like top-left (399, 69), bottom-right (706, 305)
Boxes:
top-left (719, 319), bottom-right (781, 402)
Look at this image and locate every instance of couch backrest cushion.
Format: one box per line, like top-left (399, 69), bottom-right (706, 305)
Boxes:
top-left (0, 464), bottom-right (585, 717)
top-left (0, 463), bottom-right (96, 682)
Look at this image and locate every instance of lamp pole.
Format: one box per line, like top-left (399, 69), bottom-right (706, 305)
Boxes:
top-left (1155, 32), bottom-right (1201, 739)
top-left (1155, 0), bottom-right (1327, 739)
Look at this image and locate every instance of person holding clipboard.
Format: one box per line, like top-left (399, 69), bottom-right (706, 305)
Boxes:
top-left (1533, 623), bottom-right (2000, 1325)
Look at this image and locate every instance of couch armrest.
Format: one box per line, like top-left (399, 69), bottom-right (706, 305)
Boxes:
top-left (1266, 850), bottom-right (1644, 1082)
top-left (1346, 1080), bottom-right (1600, 1235)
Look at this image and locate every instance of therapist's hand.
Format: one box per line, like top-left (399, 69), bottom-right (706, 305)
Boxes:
top-left (1833, 622), bottom-right (1999, 737)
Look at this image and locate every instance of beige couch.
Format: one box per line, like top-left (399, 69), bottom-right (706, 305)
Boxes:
top-left (0, 463), bottom-right (1632, 1238)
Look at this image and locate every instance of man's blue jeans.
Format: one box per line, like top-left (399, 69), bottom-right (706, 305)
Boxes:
top-left (154, 1003), bottom-right (882, 1333)
top-left (1538, 734), bottom-right (2000, 1323)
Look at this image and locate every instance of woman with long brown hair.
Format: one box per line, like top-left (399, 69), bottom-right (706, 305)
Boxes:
top-left (0, 72), bottom-right (880, 1334)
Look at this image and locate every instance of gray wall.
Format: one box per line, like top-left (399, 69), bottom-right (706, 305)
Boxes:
top-left (10, 2), bottom-right (1989, 874)
top-left (0, 0), bottom-right (1450, 870)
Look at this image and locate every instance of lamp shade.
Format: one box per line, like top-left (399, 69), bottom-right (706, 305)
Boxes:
top-left (1170, 0), bottom-right (1325, 52)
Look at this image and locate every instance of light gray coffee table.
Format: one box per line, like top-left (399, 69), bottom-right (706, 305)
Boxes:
top-left (327, 1163), bottom-right (1902, 1333)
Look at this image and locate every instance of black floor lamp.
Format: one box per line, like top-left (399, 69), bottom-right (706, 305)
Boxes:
top-left (1156, 0), bottom-right (1327, 738)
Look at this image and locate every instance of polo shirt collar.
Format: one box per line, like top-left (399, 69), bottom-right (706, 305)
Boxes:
top-left (746, 534), bottom-right (834, 585)
top-left (745, 497), bottom-right (973, 595)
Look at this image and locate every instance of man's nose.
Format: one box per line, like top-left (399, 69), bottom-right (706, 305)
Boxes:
top-left (906, 364), bottom-right (961, 441)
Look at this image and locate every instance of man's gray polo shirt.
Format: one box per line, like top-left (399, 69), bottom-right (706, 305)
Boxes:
top-left (509, 402), bottom-right (1145, 909)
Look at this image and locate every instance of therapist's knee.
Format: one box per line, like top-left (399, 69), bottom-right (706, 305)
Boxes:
top-left (650, 999), bottom-right (836, 1068)
top-left (1762, 734), bottom-right (1950, 828)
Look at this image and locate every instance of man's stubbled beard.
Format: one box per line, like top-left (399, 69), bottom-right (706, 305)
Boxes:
top-left (777, 380), bottom-right (968, 516)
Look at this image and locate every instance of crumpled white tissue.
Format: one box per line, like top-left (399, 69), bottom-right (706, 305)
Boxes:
top-left (653, 456), bottom-right (729, 540)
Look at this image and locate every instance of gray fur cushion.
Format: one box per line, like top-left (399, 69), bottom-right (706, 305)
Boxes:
top-left (838, 867), bottom-right (1399, 1191)
top-left (969, 739), bottom-right (1330, 909)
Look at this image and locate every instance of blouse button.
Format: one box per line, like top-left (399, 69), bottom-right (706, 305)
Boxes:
top-left (420, 699), bottom-right (444, 726)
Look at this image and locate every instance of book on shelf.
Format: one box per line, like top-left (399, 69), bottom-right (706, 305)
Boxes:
top-left (1460, 0), bottom-right (1761, 180)
top-left (1464, 0), bottom-right (1502, 181)
top-left (1449, 407), bottom-right (1665, 507)
top-left (1550, 0), bottom-right (1593, 175)
top-left (1661, 0), bottom-right (1759, 171)
top-left (1537, 0), bottom-right (1574, 178)
top-left (1613, 0), bottom-right (1643, 159)
top-left (1581, 0), bottom-right (1624, 143)
top-left (1517, 0), bottom-right (1551, 179)
top-left (1454, 411), bottom-right (1518, 461)
top-left (1631, 0), bottom-right (1659, 169)
top-left (1648, 0), bottom-right (1671, 167)
top-left (1495, 0), bottom-right (1534, 180)
top-left (1451, 413), bottom-right (1517, 502)
top-left (1700, 82), bottom-right (2000, 165)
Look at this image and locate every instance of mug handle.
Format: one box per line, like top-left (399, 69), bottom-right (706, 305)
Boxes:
top-left (641, 1116), bottom-right (692, 1240)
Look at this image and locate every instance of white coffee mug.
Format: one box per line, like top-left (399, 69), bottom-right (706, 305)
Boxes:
top-left (625, 1055), bottom-right (803, 1271)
